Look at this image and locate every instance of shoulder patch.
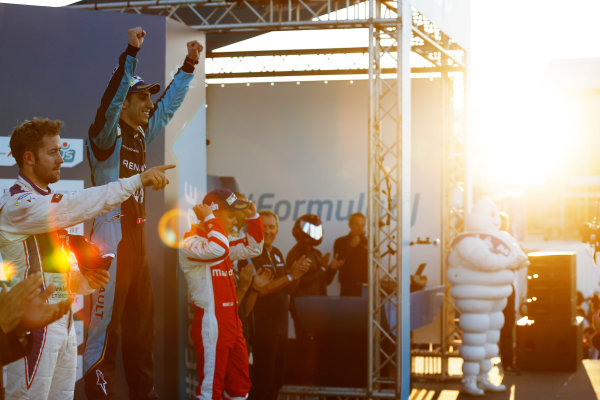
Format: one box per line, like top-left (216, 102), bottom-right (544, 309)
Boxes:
top-left (16, 193), bottom-right (30, 201)
top-left (9, 184), bottom-right (25, 196)
top-left (51, 193), bottom-right (63, 203)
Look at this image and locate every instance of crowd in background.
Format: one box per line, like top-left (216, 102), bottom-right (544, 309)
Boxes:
top-left (580, 292), bottom-right (600, 359)
top-left (230, 208), bottom-right (368, 400)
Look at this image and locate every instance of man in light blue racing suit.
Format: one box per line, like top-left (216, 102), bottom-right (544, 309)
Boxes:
top-left (83, 26), bottom-right (202, 399)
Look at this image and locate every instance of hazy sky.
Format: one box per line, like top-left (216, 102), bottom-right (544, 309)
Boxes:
top-left (469, 1), bottom-right (600, 186)
top-left (470, 0), bottom-right (600, 110)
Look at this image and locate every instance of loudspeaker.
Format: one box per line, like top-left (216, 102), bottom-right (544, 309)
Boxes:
top-left (284, 336), bottom-right (367, 387)
top-left (516, 319), bottom-right (582, 372)
top-left (526, 252), bottom-right (576, 323)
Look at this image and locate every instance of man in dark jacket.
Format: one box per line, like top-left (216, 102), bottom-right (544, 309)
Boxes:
top-left (333, 213), bottom-right (368, 296)
top-left (244, 211), bottom-right (309, 400)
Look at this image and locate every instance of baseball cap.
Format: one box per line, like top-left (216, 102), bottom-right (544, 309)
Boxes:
top-left (129, 75), bottom-right (160, 94)
top-left (203, 188), bottom-right (249, 211)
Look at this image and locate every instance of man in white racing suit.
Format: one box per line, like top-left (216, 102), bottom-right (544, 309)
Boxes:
top-left (1, 118), bottom-right (173, 400)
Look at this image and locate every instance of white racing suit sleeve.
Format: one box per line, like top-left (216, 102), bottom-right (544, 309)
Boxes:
top-left (0, 175), bottom-right (142, 236)
top-left (228, 215), bottom-right (264, 261)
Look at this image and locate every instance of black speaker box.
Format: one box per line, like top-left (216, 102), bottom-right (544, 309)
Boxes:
top-left (524, 297), bottom-right (575, 323)
top-left (516, 319), bottom-right (582, 372)
top-left (526, 252), bottom-right (576, 323)
top-left (284, 335), bottom-right (367, 387)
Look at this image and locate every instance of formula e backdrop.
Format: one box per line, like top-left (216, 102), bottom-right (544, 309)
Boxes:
top-left (206, 78), bottom-right (444, 343)
top-left (0, 4), bottom-right (206, 398)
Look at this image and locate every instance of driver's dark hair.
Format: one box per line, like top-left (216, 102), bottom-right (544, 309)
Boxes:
top-left (349, 212), bottom-right (366, 223)
top-left (10, 118), bottom-right (62, 169)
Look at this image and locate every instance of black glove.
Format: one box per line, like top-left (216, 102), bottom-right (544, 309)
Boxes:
top-left (67, 235), bottom-right (113, 273)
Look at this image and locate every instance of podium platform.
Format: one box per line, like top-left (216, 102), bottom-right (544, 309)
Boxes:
top-left (294, 285), bottom-right (445, 336)
top-left (286, 286), bottom-right (445, 387)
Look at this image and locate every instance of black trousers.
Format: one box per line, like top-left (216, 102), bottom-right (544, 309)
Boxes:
top-left (500, 286), bottom-right (516, 368)
top-left (289, 300), bottom-right (317, 384)
top-left (249, 334), bottom-right (287, 400)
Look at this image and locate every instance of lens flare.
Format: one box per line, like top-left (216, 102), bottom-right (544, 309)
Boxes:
top-left (51, 249), bottom-right (71, 273)
top-left (158, 208), bottom-right (194, 248)
top-left (0, 262), bottom-right (15, 282)
top-left (43, 232), bottom-right (71, 273)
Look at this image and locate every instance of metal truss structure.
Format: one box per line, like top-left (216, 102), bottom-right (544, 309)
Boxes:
top-left (205, 47), bottom-right (461, 80)
top-left (365, 2), bottom-right (410, 397)
top-left (438, 62), bottom-right (466, 378)
top-left (73, 0), bottom-right (466, 398)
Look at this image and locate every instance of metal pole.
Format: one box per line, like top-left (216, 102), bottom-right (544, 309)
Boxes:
top-left (440, 68), bottom-right (450, 378)
top-left (367, 0), bottom-right (376, 395)
top-left (398, 0), bottom-right (411, 398)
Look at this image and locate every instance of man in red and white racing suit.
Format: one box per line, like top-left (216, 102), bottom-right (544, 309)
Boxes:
top-left (180, 189), bottom-right (264, 400)
top-left (1, 118), bottom-right (173, 400)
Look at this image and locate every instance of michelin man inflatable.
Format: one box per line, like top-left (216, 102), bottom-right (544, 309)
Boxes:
top-left (447, 199), bottom-right (528, 396)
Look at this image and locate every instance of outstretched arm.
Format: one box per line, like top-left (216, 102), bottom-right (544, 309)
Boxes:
top-left (89, 27), bottom-right (145, 157)
top-left (0, 165), bottom-right (174, 235)
top-left (146, 40), bottom-right (203, 143)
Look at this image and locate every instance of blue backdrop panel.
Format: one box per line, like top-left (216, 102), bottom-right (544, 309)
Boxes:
top-left (0, 4), bottom-right (175, 398)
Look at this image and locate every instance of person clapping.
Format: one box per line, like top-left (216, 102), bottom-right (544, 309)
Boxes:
top-left (0, 273), bottom-right (71, 366)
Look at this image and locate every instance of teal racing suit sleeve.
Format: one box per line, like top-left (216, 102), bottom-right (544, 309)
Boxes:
top-left (145, 59), bottom-right (195, 144)
top-left (88, 44), bottom-right (140, 157)
top-left (88, 45), bottom-right (195, 169)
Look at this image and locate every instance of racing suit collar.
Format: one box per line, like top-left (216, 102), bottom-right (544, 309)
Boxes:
top-left (18, 171), bottom-right (52, 196)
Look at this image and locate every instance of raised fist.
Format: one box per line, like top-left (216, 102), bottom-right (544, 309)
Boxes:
top-left (243, 201), bottom-right (257, 219)
top-left (128, 26), bottom-right (146, 48)
top-left (187, 40), bottom-right (203, 61)
top-left (193, 204), bottom-right (213, 221)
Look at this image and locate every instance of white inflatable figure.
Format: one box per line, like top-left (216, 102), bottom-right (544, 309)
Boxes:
top-left (447, 199), bottom-right (528, 396)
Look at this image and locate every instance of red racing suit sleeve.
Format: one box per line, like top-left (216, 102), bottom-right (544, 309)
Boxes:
top-left (229, 214), bottom-right (264, 261)
top-left (181, 215), bottom-right (230, 262)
